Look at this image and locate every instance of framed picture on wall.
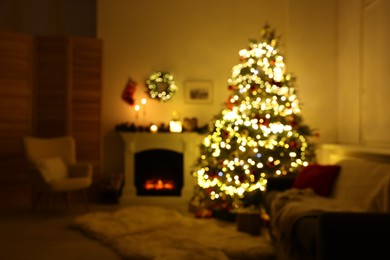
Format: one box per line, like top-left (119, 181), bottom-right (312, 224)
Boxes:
top-left (184, 80), bottom-right (213, 104)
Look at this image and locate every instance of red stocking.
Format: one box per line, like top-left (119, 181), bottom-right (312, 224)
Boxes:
top-left (122, 78), bottom-right (137, 105)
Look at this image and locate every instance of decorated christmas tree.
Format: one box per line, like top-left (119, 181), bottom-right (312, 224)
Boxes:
top-left (190, 24), bottom-right (317, 214)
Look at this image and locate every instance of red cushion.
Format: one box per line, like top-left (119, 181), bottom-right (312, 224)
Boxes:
top-left (292, 164), bottom-right (341, 197)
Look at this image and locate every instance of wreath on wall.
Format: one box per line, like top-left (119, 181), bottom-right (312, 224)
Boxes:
top-left (145, 71), bottom-right (178, 102)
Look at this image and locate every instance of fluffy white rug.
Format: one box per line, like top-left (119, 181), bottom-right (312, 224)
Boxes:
top-left (70, 205), bottom-right (275, 260)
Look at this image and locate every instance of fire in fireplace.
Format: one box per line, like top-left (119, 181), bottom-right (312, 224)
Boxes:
top-left (144, 179), bottom-right (175, 190)
top-left (135, 149), bottom-right (183, 196)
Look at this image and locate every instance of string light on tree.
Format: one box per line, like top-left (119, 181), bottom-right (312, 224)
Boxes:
top-left (190, 24), bottom-right (317, 213)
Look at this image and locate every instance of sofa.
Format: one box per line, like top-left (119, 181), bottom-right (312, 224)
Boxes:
top-left (264, 158), bottom-right (390, 260)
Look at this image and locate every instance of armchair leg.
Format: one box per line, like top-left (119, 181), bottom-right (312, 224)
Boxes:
top-left (46, 192), bottom-right (52, 219)
top-left (66, 191), bottom-right (71, 211)
top-left (31, 191), bottom-right (42, 212)
top-left (82, 189), bottom-right (89, 212)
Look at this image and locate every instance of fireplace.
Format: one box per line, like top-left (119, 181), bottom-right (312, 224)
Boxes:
top-left (120, 133), bottom-right (203, 205)
top-left (135, 149), bottom-right (183, 196)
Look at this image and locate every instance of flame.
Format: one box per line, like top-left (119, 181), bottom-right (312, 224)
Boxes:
top-left (144, 179), bottom-right (175, 190)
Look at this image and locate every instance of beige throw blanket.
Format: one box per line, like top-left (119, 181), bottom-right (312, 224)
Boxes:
top-left (365, 175), bottom-right (390, 212)
top-left (270, 188), bottom-right (364, 260)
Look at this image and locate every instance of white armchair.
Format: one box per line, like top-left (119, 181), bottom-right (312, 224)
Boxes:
top-left (22, 136), bottom-right (93, 217)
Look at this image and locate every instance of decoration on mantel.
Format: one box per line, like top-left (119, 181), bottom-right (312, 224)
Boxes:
top-left (115, 121), bottom-right (208, 134)
top-left (116, 122), bottom-right (170, 133)
top-left (169, 111), bottom-right (182, 133)
top-left (183, 117), bottom-right (198, 132)
top-left (169, 121), bottom-right (182, 133)
top-left (133, 98), bottom-right (148, 121)
top-left (141, 98), bottom-right (147, 117)
top-left (149, 124), bottom-right (158, 133)
top-left (122, 77), bottom-right (137, 106)
top-left (134, 104), bottom-right (140, 120)
top-left (145, 71), bottom-right (177, 102)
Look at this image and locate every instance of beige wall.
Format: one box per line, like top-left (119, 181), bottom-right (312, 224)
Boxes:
top-left (0, 0), bottom-right (339, 176)
top-left (361, 0), bottom-right (390, 147)
top-left (338, 0), bottom-right (390, 147)
top-left (3, 0), bottom-right (389, 182)
top-left (337, 0), bottom-right (361, 144)
top-left (286, 0), bottom-right (338, 144)
top-left (98, 0), bottom-right (338, 174)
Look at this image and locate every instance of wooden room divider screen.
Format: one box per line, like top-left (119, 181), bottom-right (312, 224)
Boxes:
top-left (0, 31), bottom-right (103, 206)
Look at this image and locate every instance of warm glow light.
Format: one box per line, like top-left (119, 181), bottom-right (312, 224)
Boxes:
top-left (150, 124), bottom-right (158, 133)
top-left (169, 120), bottom-right (182, 133)
top-left (134, 104), bottom-right (140, 120)
top-left (191, 25), bottom-right (316, 209)
top-left (144, 179), bottom-right (174, 190)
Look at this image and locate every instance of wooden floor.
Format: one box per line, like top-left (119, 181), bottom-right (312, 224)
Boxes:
top-left (0, 203), bottom-right (122, 260)
top-left (0, 195), bottom-right (199, 260)
top-left (0, 198), bottom-right (272, 260)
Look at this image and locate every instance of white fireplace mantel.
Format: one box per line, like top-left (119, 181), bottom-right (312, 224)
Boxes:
top-left (119, 132), bottom-right (204, 205)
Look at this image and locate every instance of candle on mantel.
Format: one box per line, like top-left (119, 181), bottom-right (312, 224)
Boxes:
top-left (170, 111), bottom-right (182, 132)
top-left (141, 98), bottom-right (147, 119)
top-left (150, 124), bottom-right (158, 133)
top-left (134, 104), bottom-right (140, 120)
top-left (169, 120), bottom-right (182, 133)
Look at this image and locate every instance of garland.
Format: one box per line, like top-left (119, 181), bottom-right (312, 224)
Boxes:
top-left (146, 71), bottom-right (178, 102)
